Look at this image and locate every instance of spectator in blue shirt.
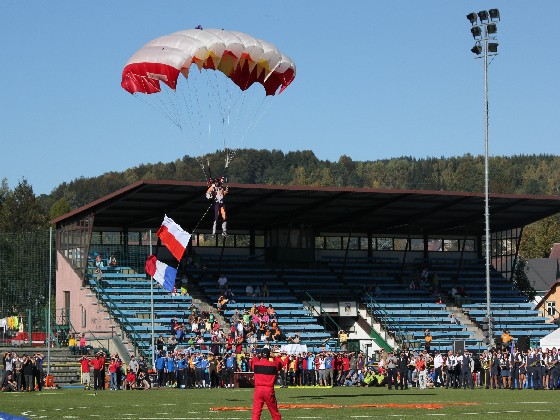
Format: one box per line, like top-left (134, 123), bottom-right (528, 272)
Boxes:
top-left (155, 351), bottom-right (166, 387)
top-left (306, 353), bottom-right (316, 386)
top-left (199, 355), bottom-right (210, 387)
top-left (324, 354), bottom-right (334, 386)
top-left (225, 352), bottom-right (237, 388)
top-left (176, 354), bottom-right (187, 388)
top-left (165, 354), bottom-right (176, 387)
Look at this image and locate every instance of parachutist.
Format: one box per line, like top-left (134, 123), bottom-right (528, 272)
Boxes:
top-left (206, 176), bottom-right (228, 236)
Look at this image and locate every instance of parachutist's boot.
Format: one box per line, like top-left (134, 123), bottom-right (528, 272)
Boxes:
top-left (212, 221), bottom-right (217, 235)
top-left (222, 221), bottom-right (227, 237)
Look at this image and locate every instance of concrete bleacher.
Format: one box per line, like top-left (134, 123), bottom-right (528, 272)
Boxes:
top-left (420, 258), bottom-right (524, 303)
top-left (364, 300), bottom-right (479, 352)
top-left (419, 258), bottom-right (555, 345)
top-left (88, 252), bottom-right (556, 357)
top-left (87, 265), bottom-right (195, 357)
top-left (462, 302), bottom-right (556, 341)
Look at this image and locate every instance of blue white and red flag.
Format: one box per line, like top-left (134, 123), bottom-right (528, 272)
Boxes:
top-left (145, 254), bottom-right (176, 292)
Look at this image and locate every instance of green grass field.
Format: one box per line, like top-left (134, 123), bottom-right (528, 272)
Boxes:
top-left (1, 386), bottom-right (560, 419)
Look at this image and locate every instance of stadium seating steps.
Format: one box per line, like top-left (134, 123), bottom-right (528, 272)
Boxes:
top-left (86, 253), bottom-right (555, 356)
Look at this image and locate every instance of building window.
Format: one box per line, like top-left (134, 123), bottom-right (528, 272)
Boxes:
top-left (81, 306), bottom-right (87, 328)
top-left (546, 301), bottom-right (556, 317)
top-left (375, 238), bottom-right (393, 251)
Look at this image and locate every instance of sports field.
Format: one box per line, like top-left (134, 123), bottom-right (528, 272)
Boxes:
top-left (1, 386), bottom-right (560, 419)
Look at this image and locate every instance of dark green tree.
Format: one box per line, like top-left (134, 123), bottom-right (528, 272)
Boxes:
top-left (519, 215), bottom-right (560, 259)
top-left (512, 258), bottom-right (536, 300)
top-left (0, 179), bottom-right (48, 232)
top-left (50, 197), bottom-right (72, 222)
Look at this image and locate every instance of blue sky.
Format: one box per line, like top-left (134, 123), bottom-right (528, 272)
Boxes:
top-left (1, 1), bottom-right (559, 195)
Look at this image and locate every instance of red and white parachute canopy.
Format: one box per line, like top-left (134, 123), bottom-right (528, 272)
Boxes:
top-left (121, 28), bottom-right (296, 96)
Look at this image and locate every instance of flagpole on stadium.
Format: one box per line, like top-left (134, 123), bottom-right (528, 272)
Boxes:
top-left (149, 230), bottom-right (155, 368)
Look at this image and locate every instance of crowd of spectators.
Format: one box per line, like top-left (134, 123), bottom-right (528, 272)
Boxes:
top-left (227, 303), bottom-right (288, 350)
top-left (78, 350), bottom-right (151, 391)
top-left (4, 342), bottom-right (560, 391)
top-left (1, 351), bottom-right (45, 392)
top-left (145, 347), bottom-right (380, 389)
top-left (374, 345), bottom-right (560, 390)
top-left (151, 304), bottom-right (224, 354)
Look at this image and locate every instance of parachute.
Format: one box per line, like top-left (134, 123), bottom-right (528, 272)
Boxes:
top-left (121, 28), bottom-right (296, 176)
top-left (122, 28), bottom-right (296, 96)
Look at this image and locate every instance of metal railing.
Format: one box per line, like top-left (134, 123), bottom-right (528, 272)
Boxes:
top-left (88, 275), bottom-right (147, 359)
top-left (88, 330), bottom-right (112, 355)
top-left (304, 292), bottom-right (341, 345)
top-left (363, 292), bottom-right (409, 350)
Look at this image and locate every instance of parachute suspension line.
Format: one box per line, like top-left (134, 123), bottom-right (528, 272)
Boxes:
top-left (224, 85), bottom-right (247, 166)
top-left (207, 70), bottom-right (232, 170)
top-left (184, 71), bottom-right (208, 148)
top-left (191, 201), bottom-right (214, 235)
top-left (222, 71), bottom-right (234, 170)
top-left (227, 93), bottom-right (273, 168)
top-left (178, 71), bottom-right (211, 180)
top-left (162, 84), bottom-right (185, 130)
top-left (132, 93), bottom-right (183, 131)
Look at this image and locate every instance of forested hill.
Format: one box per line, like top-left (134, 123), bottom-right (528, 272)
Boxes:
top-left (45, 150), bottom-right (560, 210)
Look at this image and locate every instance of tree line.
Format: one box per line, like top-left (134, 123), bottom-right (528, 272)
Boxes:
top-left (1, 150), bottom-right (559, 259)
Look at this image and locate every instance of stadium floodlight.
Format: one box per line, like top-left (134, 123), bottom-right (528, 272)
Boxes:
top-left (467, 12), bottom-right (478, 25)
top-left (487, 23), bottom-right (498, 35)
top-left (488, 43), bottom-right (499, 53)
top-left (471, 44), bottom-right (483, 55)
top-left (489, 9), bottom-right (500, 21)
top-left (478, 10), bottom-right (489, 22)
top-left (471, 26), bottom-right (482, 39)
top-left (466, 10), bottom-right (502, 350)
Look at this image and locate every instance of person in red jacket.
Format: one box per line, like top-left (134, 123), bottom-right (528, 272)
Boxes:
top-left (252, 348), bottom-right (281, 420)
top-left (80, 356), bottom-right (92, 390)
top-left (92, 352), bottom-right (106, 390)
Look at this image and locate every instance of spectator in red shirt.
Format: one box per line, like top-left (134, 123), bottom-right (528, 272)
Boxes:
top-left (109, 357), bottom-right (119, 390)
top-left (124, 370), bottom-right (136, 390)
top-left (338, 354), bottom-right (350, 386)
top-left (279, 352), bottom-right (289, 388)
top-left (80, 356), bottom-right (92, 390)
top-left (92, 352), bottom-right (106, 390)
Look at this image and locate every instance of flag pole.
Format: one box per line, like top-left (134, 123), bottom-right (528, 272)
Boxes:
top-left (149, 230), bottom-right (155, 368)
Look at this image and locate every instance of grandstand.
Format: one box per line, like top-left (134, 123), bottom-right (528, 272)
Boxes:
top-left (52, 180), bottom-right (560, 362)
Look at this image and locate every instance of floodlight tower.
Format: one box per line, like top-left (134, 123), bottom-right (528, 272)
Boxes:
top-left (467, 8), bottom-right (500, 349)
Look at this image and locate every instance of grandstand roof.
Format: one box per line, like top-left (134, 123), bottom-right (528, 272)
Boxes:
top-left (52, 180), bottom-right (560, 236)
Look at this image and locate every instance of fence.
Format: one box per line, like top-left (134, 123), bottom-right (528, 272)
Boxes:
top-left (0, 229), bottom-right (56, 347)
